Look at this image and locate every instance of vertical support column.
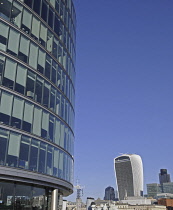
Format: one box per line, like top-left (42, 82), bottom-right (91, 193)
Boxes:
top-left (51, 189), bottom-right (59, 210)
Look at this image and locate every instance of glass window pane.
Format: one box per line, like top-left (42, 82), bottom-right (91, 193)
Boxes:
top-left (39, 23), bottom-right (47, 47)
top-left (29, 43), bottom-right (38, 69)
top-left (31, 16), bottom-right (40, 40)
top-left (0, 181), bottom-right (14, 208)
top-left (45, 55), bottom-right (51, 79)
top-left (43, 82), bottom-right (50, 108)
top-left (24, 0), bottom-right (33, 8)
top-left (29, 139), bottom-right (39, 171)
top-left (19, 135), bottom-right (30, 169)
top-left (49, 115), bottom-right (54, 141)
top-left (0, 0), bottom-right (12, 21)
top-left (33, 0), bottom-right (41, 15)
top-left (47, 145), bottom-right (53, 175)
top-left (15, 65), bottom-right (27, 94)
top-left (0, 91), bottom-right (13, 125)
top-left (6, 132), bottom-right (20, 167)
top-left (0, 128), bottom-right (8, 165)
top-left (47, 31), bottom-right (53, 53)
top-left (53, 148), bottom-right (59, 176)
top-left (41, 111), bottom-right (49, 138)
top-left (37, 49), bottom-right (46, 74)
top-left (11, 97), bottom-right (24, 129)
top-left (11, 1), bottom-right (23, 28)
top-left (0, 22), bottom-right (9, 51)
top-left (35, 76), bottom-right (43, 103)
top-left (15, 184), bottom-right (32, 208)
top-left (22, 9), bottom-right (32, 34)
top-left (3, 58), bottom-right (17, 89)
top-left (38, 142), bottom-right (46, 173)
top-left (26, 71), bottom-right (35, 99)
top-left (19, 35), bottom-right (29, 62)
top-left (55, 119), bottom-right (60, 145)
top-left (41, 0), bottom-right (48, 22)
top-left (7, 29), bottom-right (20, 56)
top-left (23, 101), bottom-right (33, 132)
top-left (58, 151), bottom-right (64, 178)
top-left (33, 107), bottom-right (42, 136)
top-left (48, 8), bottom-right (54, 29)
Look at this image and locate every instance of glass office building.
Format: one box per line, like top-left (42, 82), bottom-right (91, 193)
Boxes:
top-left (114, 154), bottom-right (143, 200)
top-left (0, 0), bottom-right (76, 209)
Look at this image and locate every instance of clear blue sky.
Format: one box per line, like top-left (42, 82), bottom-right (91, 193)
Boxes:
top-left (68, 0), bottom-right (173, 202)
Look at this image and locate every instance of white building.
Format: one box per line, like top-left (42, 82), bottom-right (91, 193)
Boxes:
top-left (114, 154), bottom-right (143, 200)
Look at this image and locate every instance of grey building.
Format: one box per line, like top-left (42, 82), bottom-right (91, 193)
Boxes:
top-left (114, 154), bottom-right (143, 200)
top-left (162, 182), bottom-right (173, 194)
top-left (159, 169), bottom-right (171, 185)
top-left (104, 186), bottom-right (116, 201)
top-left (147, 183), bottom-right (162, 198)
top-left (0, 0), bottom-right (76, 209)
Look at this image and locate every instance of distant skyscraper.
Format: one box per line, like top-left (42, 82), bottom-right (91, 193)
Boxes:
top-left (114, 154), bottom-right (143, 200)
top-left (159, 169), bottom-right (171, 185)
top-left (104, 186), bottom-right (116, 201)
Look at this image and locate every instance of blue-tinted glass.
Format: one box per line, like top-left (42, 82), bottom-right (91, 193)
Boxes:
top-left (41, 0), bottom-right (48, 22)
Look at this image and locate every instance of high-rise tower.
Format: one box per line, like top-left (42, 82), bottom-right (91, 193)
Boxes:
top-left (104, 186), bottom-right (116, 201)
top-left (159, 169), bottom-right (171, 185)
top-left (0, 0), bottom-right (76, 209)
top-left (114, 154), bottom-right (143, 200)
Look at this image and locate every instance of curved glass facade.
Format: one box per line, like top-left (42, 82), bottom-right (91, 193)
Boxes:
top-left (0, 0), bottom-right (76, 208)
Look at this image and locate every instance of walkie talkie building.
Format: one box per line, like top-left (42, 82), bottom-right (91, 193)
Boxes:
top-left (114, 154), bottom-right (143, 201)
top-left (0, 0), bottom-right (76, 209)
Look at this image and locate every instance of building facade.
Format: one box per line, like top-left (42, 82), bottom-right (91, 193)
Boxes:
top-left (159, 169), bottom-right (171, 185)
top-left (147, 183), bottom-right (162, 198)
top-left (0, 0), bottom-right (76, 209)
top-left (104, 186), bottom-right (116, 201)
top-left (114, 154), bottom-right (143, 200)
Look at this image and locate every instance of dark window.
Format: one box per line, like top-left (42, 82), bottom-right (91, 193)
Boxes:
top-left (45, 56), bottom-right (51, 79)
top-left (38, 143), bottom-right (46, 173)
top-left (35, 77), bottom-right (43, 103)
top-left (24, 0), bottom-right (33, 8)
top-left (18, 52), bottom-right (27, 63)
top-left (0, 35), bottom-right (7, 45)
top-left (33, 0), bottom-right (41, 15)
top-left (0, 131), bottom-right (7, 165)
top-left (29, 140), bottom-right (38, 171)
top-left (48, 8), bottom-right (54, 29)
top-left (41, 0), bottom-right (48, 22)
top-left (54, 15), bottom-right (60, 36)
top-left (43, 84), bottom-right (50, 108)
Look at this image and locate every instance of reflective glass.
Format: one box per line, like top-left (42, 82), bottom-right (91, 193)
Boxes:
top-left (11, 97), bottom-right (24, 129)
top-left (0, 128), bottom-right (8, 165)
top-left (0, 22), bottom-right (9, 51)
top-left (7, 29), bottom-right (20, 56)
top-left (6, 132), bottom-right (20, 167)
top-left (33, 0), bottom-right (41, 15)
top-left (41, 0), bottom-right (48, 22)
top-left (11, 1), bottom-right (23, 28)
top-left (0, 181), bottom-right (14, 209)
top-left (15, 184), bottom-right (32, 209)
top-left (0, 91), bottom-right (13, 125)
top-left (38, 142), bottom-right (46, 173)
top-left (0, 0), bottom-right (12, 21)
top-left (19, 135), bottom-right (30, 169)
top-left (3, 58), bottom-right (17, 89)
top-left (22, 9), bottom-right (32, 34)
top-left (29, 139), bottom-right (39, 171)
top-left (15, 65), bottom-right (27, 94)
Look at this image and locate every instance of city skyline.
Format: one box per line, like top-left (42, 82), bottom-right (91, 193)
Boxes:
top-left (69, 0), bottom-right (173, 201)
